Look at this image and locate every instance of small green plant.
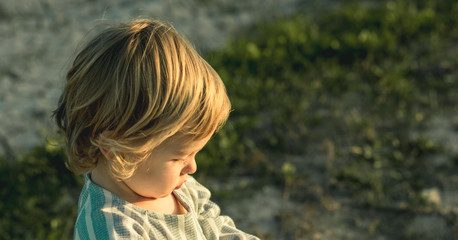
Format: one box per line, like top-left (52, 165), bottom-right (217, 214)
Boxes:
top-left (3, 0), bottom-right (458, 238)
top-left (0, 142), bottom-right (82, 239)
top-left (281, 162), bottom-right (297, 200)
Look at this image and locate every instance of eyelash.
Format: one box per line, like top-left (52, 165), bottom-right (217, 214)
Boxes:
top-left (173, 152), bottom-right (198, 162)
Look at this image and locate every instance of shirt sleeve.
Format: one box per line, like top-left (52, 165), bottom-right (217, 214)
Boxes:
top-left (74, 204), bottom-right (150, 240)
top-left (74, 182), bottom-right (150, 240)
top-left (183, 177), bottom-right (260, 240)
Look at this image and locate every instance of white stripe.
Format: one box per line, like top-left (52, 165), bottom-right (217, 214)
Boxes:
top-left (193, 216), bottom-right (205, 237)
top-left (103, 190), bottom-right (114, 240)
top-left (127, 206), bottom-right (149, 239)
top-left (85, 195), bottom-right (96, 240)
top-left (177, 217), bottom-right (187, 240)
top-left (140, 225), bottom-right (149, 240)
top-left (78, 179), bottom-right (90, 209)
top-left (146, 216), bottom-right (160, 239)
top-left (156, 214), bottom-right (175, 239)
top-left (143, 213), bottom-right (151, 238)
top-left (107, 205), bottom-right (145, 238)
top-left (207, 219), bottom-right (220, 238)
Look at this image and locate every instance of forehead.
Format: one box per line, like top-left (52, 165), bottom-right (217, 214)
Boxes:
top-left (156, 132), bottom-right (213, 154)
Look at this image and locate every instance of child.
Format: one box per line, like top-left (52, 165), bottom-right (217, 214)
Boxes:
top-left (54, 19), bottom-right (259, 240)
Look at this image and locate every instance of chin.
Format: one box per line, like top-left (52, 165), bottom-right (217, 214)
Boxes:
top-left (137, 191), bottom-right (169, 199)
top-left (156, 192), bottom-right (173, 199)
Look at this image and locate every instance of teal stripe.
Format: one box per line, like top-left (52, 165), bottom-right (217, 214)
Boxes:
top-left (90, 188), bottom-right (108, 239)
top-left (102, 189), bottom-right (114, 239)
top-left (73, 174), bottom-right (260, 239)
top-left (75, 203), bottom-right (89, 239)
top-left (85, 195), bottom-right (96, 239)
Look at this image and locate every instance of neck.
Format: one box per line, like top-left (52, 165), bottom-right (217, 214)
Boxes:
top-left (91, 162), bottom-right (148, 203)
top-left (90, 164), bottom-right (186, 215)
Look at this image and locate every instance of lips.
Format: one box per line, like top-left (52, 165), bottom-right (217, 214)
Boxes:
top-left (175, 180), bottom-right (186, 190)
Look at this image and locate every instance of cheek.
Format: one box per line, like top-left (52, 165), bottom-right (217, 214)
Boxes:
top-left (152, 163), bottom-right (182, 180)
top-left (166, 164), bottom-right (184, 177)
top-left (133, 162), bottom-right (183, 187)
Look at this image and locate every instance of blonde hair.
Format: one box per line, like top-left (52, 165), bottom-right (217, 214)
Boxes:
top-left (54, 19), bottom-right (231, 179)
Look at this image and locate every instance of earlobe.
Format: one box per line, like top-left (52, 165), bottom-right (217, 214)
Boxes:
top-left (100, 147), bottom-right (108, 155)
top-left (98, 130), bottom-right (115, 160)
top-left (99, 147), bottom-right (112, 160)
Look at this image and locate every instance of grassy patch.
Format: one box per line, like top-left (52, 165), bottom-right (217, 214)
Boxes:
top-left (2, 0), bottom-right (458, 238)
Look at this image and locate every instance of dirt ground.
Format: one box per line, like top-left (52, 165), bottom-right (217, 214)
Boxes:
top-left (2, 0), bottom-right (457, 239)
top-left (211, 111), bottom-right (458, 239)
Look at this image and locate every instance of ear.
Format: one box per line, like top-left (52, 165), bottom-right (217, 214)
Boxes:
top-left (99, 130), bottom-right (115, 160)
top-left (99, 147), bottom-right (110, 157)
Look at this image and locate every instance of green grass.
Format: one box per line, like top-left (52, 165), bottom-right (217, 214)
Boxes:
top-left (1, 0), bottom-right (457, 238)
top-left (0, 144), bottom-right (82, 239)
top-left (198, 0), bottom-right (458, 237)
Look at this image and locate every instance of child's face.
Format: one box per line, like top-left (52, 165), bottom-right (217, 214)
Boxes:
top-left (122, 133), bottom-right (212, 199)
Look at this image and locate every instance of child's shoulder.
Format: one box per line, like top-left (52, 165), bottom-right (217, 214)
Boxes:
top-left (77, 174), bottom-right (138, 220)
top-left (75, 174), bottom-right (149, 239)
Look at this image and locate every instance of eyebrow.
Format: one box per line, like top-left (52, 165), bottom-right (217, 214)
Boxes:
top-left (173, 150), bottom-right (189, 156)
top-left (173, 146), bottom-right (206, 156)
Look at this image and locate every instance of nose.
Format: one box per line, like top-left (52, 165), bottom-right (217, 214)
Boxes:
top-left (183, 157), bottom-right (197, 175)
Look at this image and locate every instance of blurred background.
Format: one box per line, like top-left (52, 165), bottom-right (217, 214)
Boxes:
top-left (1, 0), bottom-right (457, 239)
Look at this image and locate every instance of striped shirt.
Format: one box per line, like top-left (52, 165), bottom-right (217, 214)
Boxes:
top-left (74, 174), bottom-right (259, 240)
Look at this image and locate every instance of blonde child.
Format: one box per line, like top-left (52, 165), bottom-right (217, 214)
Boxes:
top-left (54, 19), bottom-right (259, 240)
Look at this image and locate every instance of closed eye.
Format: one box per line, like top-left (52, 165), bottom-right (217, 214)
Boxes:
top-left (172, 158), bottom-right (186, 162)
top-left (172, 151), bottom-right (197, 162)
top-left (172, 154), bottom-right (191, 161)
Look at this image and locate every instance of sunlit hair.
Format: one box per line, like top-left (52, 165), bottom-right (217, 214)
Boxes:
top-left (53, 19), bottom-right (231, 180)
